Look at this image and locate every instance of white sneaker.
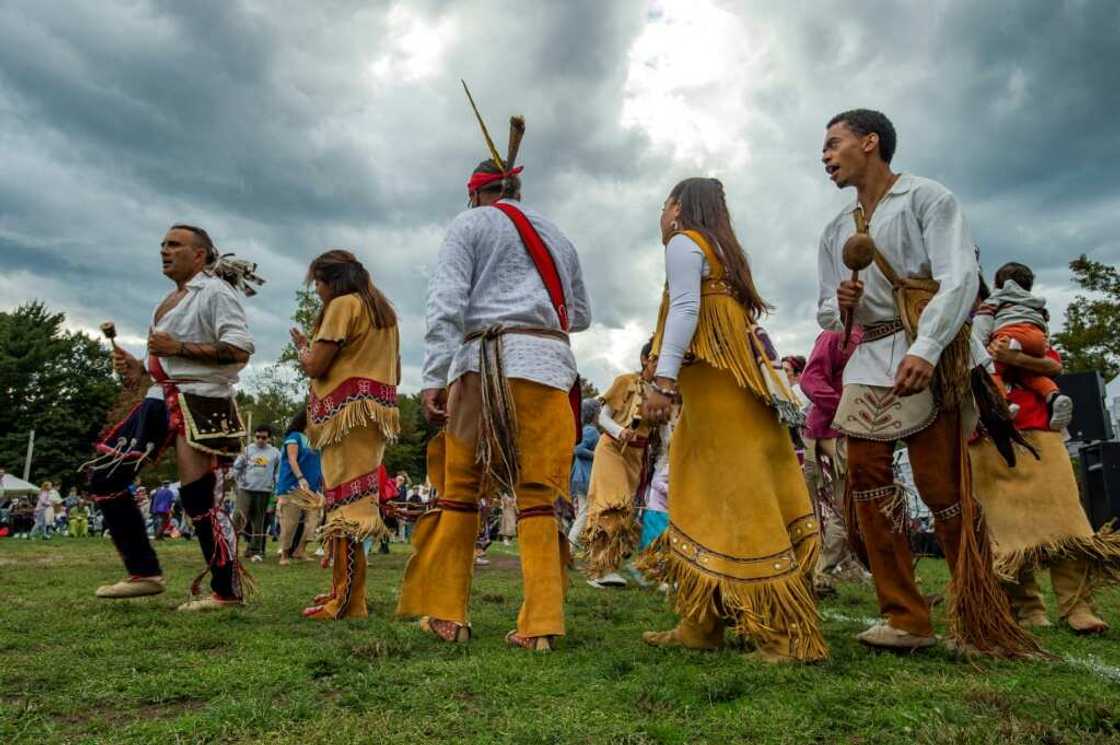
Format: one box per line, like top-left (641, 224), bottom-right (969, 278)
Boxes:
top-left (250, 555), bottom-right (263, 563)
top-left (1048, 394), bottom-right (1073, 431)
top-left (314, 547), bottom-right (325, 556)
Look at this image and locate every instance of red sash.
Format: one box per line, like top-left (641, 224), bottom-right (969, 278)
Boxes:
top-left (491, 202), bottom-right (581, 443)
top-left (146, 356), bottom-right (185, 436)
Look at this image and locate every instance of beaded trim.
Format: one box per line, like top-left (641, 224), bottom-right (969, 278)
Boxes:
top-left (309, 376), bottom-right (397, 425)
top-left (932, 502), bottom-right (962, 522)
top-left (861, 319), bottom-right (905, 343)
top-left (851, 484), bottom-right (897, 502)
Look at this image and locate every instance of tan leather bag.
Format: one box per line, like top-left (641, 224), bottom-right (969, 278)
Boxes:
top-left (869, 249), bottom-right (939, 343)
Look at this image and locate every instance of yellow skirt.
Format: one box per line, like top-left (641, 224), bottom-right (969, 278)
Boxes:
top-left (318, 423), bottom-right (388, 543)
top-left (638, 362), bottom-right (826, 659)
top-left (971, 430), bottom-right (1120, 581)
top-left (580, 435), bottom-right (644, 575)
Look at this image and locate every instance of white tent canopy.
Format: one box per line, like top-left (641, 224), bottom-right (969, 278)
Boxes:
top-left (0, 473), bottom-right (39, 496)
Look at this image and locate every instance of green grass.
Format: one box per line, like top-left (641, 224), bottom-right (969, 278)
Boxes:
top-left (2, 537), bottom-right (1119, 745)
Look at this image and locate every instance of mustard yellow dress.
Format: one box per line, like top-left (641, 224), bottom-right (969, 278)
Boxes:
top-left (638, 231), bottom-right (826, 661)
top-left (580, 372), bottom-right (653, 576)
top-left (304, 293), bottom-right (400, 620)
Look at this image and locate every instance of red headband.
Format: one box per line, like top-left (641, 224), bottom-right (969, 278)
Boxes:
top-left (467, 166), bottom-right (523, 194)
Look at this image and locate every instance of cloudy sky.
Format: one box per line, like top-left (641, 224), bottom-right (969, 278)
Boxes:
top-left (2, 0), bottom-right (1117, 393)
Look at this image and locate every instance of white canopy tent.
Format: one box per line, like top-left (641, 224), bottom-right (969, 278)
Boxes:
top-left (0, 473), bottom-right (39, 496)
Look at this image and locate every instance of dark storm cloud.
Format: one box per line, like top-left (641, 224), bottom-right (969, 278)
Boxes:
top-left (2, 0), bottom-right (1117, 392)
top-left (708, 0), bottom-right (1120, 356)
top-left (0, 0), bottom-right (660, 390)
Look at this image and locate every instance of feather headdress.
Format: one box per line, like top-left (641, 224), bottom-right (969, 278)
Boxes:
top-left (462, 80), bottom-right (526, 193)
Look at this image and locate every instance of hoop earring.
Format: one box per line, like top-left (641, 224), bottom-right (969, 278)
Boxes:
top-left (670, 220), bottom-right (679, 231)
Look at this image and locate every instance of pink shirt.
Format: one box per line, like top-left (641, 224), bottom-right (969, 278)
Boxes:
top-left (800, 328), bottom-right (862, 440)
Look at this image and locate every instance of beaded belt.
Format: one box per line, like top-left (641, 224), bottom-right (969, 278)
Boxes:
top-left (861, 319), bottom-right (904, 343)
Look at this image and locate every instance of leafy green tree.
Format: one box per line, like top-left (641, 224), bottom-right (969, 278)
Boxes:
top-left (237, 364), bottom-right (304, 436)
top-left (579, 378), bottom-right (600, 400)
top-left (1053, 255), bottom-right (1120, 380)
top-left (0, 302), bottom-right (119, 490)
top-left (278, 287), bottom-right (322, 375)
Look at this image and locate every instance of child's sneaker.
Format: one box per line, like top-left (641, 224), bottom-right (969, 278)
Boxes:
top-left (1048, 393), bottom-right (1073, 431)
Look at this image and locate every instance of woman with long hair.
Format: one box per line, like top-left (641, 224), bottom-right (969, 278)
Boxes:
top-left (291, 250), bottom-right (400, 620)
top-left (637, 178), bottom-right (827, 663)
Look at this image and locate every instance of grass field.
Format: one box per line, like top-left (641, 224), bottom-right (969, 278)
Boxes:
top-left (2, 537), bottom-right (1119, 745)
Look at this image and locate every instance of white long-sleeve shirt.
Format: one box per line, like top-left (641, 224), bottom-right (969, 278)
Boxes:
top-left (654, 234), bottom-right (711, 380)
top-left (422, 199), bottom-right (591, 391)
top-left (816, 173), bottom-right (979, 388)
top-left (144, 271), bottom-right (255, 399)
top-left (597, 403), bottom-right (624, 440)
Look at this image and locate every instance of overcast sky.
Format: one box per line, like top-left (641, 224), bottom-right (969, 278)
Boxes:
top-left (3, 0), bottom-right (1117, 393)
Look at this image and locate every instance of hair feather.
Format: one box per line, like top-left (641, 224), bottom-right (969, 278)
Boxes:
top-left (461, 80), bottom-right (505, 171)
top-left (506, 115), bottom-right (526, 169)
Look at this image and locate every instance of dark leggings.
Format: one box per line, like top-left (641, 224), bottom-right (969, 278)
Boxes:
top-left (89, 455), bottom-right (162, 577)
top-left (181, 473), bottom-right (235, 598)
top-left (91, 468), bottom-right (233, 597)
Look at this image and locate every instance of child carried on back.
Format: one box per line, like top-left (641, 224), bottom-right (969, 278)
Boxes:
top-left (974, 261), bottom-right (1072, 430)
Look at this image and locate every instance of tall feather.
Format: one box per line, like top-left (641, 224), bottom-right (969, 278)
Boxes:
top-left (461, 80), bottom-right (504, 171)
top-left (506, 115), bottom-right (526, 169)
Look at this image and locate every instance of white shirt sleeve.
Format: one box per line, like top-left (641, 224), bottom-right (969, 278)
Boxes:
top-left (816, 228), bottom-right (844, 332)
top-left (565, 239), bottom-right (592, 333)
top-left (907, 193), bottom-right (979, 366)
top-left (210, 284), bottom-right (255, 354)
top-left (422, 215), bottom-right (476, 389)
top-left (597, 403), bottom-right (624, 439)
top-left (654, 234), bottom-right (705, 380)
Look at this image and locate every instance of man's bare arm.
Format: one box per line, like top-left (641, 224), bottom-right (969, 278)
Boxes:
top-left (178, 341), bottom-right (250, 364)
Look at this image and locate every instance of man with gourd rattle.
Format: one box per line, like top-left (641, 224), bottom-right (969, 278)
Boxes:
top-left (816, 109), bottom-right (1039, 658)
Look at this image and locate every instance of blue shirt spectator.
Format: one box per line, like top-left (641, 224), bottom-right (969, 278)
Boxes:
top-left (151, 484), bottom-right (175, 515)
top-left (276, 431), bottom-right (323, 496)
top-left (570, 399), bottom-right (601, 498)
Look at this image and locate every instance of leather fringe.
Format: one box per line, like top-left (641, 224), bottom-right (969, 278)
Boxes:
top-left (993, 524), bottom-right (1120, 586)
top-left (932, 325), bottom-right (973, 411)
top-left (319, 509), bottom-right (390, 546)
top-left (312, 398), bottom-right (400, 449)
top-left (948, 433), bottom-right (1046, 658)
top-left (475, 327), bottom-right (521, 498)
top-left (579, 504), bottom-right (641, 577)
top-left (635, 532), bottom-right (828, 662)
